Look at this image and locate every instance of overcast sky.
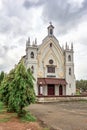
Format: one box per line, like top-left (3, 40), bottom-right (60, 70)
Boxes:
top-left (0, 0), bottom-right (87, 80)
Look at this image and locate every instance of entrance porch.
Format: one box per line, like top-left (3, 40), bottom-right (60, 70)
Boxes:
top-left (37, 78), bottom-right (67, 96)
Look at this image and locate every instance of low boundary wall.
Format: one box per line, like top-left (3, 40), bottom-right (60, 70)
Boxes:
top-left (37, 95), bottom-right (87, 102)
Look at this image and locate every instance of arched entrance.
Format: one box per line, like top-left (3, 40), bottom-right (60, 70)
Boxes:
top-left (59, 85), bottom-right (63, 95)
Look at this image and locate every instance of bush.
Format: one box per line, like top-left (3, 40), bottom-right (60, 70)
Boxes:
top-left (21, 112), bottom-right (36, 122)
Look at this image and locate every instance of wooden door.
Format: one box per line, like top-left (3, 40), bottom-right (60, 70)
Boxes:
top-left (48, 84), bottom-right (55, 95)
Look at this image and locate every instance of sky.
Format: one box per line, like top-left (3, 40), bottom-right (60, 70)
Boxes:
top-left (0, 0), bottom-right (87, 80)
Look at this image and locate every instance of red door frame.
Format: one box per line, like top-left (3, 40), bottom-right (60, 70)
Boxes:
top-left (48, 84), bottom-right (55, 95)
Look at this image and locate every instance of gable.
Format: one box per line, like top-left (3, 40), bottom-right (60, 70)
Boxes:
top-left (38, 36), bottom-right (64, 67)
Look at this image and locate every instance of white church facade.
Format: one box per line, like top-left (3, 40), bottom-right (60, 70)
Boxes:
top-left (24, 23), bottom-right (76, 97)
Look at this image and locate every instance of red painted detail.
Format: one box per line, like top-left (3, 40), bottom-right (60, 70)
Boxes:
top-left (48, 84), bottom-right (55, 95)
top-left (37, 78), bottom-right (67, 85)
top-left (59, 85), bottom-right (63, 95)
top-left (37, 95), bottom-right (87, 98)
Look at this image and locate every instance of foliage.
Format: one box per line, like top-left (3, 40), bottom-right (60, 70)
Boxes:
top-left (20, 112), bottom-right (36, 122)
top-left (0, 61), bottom-right (36, 117)
top-left (76, 90), bottom-right (80, 95)
top-left (43, 128), bottom-right (50, 130)
top-left (0, 101), bottom-right (4, 113)
top-left (0, 68), bottom-right (16, 108)
top-left (76, 80), bottom-right (87, 92)
top-left (0, 117), bottom-right (11, 122)
top-left (0, 101), bottom-right (17, 122)
top-left (0, 71), bottom-right (5, 85)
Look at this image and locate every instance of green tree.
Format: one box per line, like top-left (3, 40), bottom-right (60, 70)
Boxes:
top-left (0, 61), bottom-right (36, 116)
top-left (0, 68), bottom-right (16, 106)
top-left (76, 79), bottom-right (87, 92)
top-left (0, 71), bottom-right (5, 85)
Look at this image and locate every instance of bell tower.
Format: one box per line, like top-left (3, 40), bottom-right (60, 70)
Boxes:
top-left (48, 22), bottom-right (54, 37)
top-left (64, 43), bottom-right (76, 95)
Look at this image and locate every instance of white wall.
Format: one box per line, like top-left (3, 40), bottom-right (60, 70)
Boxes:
top-left (65, 49), bottom-right (76, 95)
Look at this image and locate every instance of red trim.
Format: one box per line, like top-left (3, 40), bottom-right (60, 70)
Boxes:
top-left (37, 78), bottom-right (67, 85)
top-left (37, 95), bottom-right (87, 98)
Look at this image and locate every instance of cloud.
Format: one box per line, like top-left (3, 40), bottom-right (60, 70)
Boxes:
top-left (0, 43), bottom-right (25, 73)
top-left (23, 0), bottom-right (44, 9)
top-left (0, 0), bottom-right (34, 38)
top-left (57, 20), bottom-right (87, 80)
top-left (0, 0), bottom-right (87, 79)
top-left (0, 0), bottom-right (43, 72)
top-left (42, 0), bottom-right (87, 34)
top-left (0, 45), bottom-right (9, 57)
top-left (23, 0), bottom-right (87, 33)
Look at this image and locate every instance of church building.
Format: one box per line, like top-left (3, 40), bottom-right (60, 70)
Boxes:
top-left (24, 23), bottom-right (76, 99)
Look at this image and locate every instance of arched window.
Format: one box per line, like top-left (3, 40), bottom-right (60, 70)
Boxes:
top-left (31, 66), bottom-right (34, 73)
top-left (50, 43), bottom-right (52, 47)
top-left (30, 52), bottom-right (34, 58)
top-left (69, 68), bottom-right (71, 75)
top-left (50, 29), bottom-right (53, 35)
top-left (68, 55), bottom-right (71, 61)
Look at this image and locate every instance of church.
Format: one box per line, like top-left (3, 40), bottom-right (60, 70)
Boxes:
top-left (23, 23), bottom-right (76, 99)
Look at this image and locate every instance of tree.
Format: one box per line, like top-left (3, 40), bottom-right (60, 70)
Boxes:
top-left (0, 71), bottom-right (5, 85)
top-left (0, 68), bottom-right (16, 106)
top-left (0, 61), bottom-right (36, 116)
top-left (0, 71), bottom-right (5, 100)
top-left (76, 80), bottom-right (87, 92)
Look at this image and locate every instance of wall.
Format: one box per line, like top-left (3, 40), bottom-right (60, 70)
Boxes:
top-left (37, 95), bottom-right (87, 102)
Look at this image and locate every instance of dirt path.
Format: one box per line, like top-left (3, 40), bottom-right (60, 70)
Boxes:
top-left (28, 102), bottom-right (87, 130)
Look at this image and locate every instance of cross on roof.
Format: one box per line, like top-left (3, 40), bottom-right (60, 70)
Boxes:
top-left (49, 21), bottom-right (52, 25)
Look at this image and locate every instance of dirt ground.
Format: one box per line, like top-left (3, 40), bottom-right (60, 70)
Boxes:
top-left (0, 113), bottom-right (44, 130)
top-left (28, 101), bottom-right (87, 130)
top-left (0, 121), bottom-right (42, 130)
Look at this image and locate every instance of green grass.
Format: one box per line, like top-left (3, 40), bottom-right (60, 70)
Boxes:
top-left (0, 117), bottom-right (10, 122)
top-left (0, 101), bottom-right (4, 113)
top-left (0, 101), bottom-right (7, 114)
top-left (43, 128), bottom-right (50, 130)
top-left (20, 112), bottom-right (36, 122)
top-left (0, 101), bottom-right (9, 122)
top-left (0, 113), bottom-right (17, 122)
top-left (0, 101), bottom-right (17, 122)
top-left (76, 91), bottom-right (81, 95)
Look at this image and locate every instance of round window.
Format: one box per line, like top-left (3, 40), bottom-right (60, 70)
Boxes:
top-left (49, 59), bottom-right (53, 64)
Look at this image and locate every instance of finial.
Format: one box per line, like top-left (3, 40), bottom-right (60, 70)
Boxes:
top-left (66, 42), bottom-right (67, 49)
top-left (71, 42), bottom-right (73, 50)
top-left (35, 38), bottom-right (37, 45)
top-left (28, 37), bottom-right (30, 43)
top-left (49, 21), bottom-right (52, 25)
top-left (26, 37), bottom-right (30, 46)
